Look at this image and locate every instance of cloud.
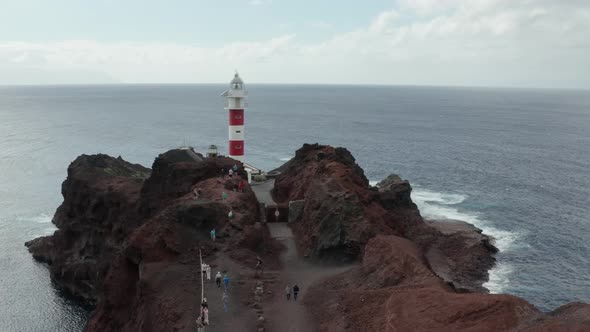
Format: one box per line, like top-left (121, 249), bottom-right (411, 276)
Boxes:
top-left (1, 0), bottom-right (589, 88)
top-left (369, 10), bottom-right (399, 33)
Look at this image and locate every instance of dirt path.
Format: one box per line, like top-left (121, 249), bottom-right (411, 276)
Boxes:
top-left (264, 223), bottom-right (354, 332)
top-left (199, 253), bottom-right (258, 332)
top-left (251, 179), bottom-right (276, 206)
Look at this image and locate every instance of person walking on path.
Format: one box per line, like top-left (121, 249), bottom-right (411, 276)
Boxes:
top-left (228, 168), bottom-right (233, 178)
top-left (215, 271), bottom-right (222, 288)
top-left (222, 191), bottom-right (228, 202)
top-left (202, 306), bottom-right (209, 325)
top-left (233, 164), bottom-right (238, 172)
top-left (205, 265), bottom-right (211, 280)
top-left (210, 228), bottom-right (216, 241)
top-left (285, 285), bottom-right (291, 301)
top-left (223, 274), bottom-right (230, 291)
top-left (201, 263), bottom-right (211, 280)
top-left (293, 284), bottom-right (300, 301)
top-left (238, 181), bottom-right (244, 193)
top-left (228, 210), bottom-right (233, 222)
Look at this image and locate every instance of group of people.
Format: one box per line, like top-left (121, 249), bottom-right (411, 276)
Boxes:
top-left (223, 164), bottom-right (239, 178)
top-left (215, 271), bottom-right (231, 291)
top-left (285, 284), bottom-right (300, 301)
top-left (196, 269), bottom-right (232, 328)
top-left (221, 164), bottom-right (246, 192)
top-left (201, 263), bottom-right (212, 280)
top-left (196, 165), bottom-right (242, 329)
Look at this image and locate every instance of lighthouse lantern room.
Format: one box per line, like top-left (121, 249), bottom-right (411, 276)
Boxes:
top-left (221, 72), bottom-right (247, 162)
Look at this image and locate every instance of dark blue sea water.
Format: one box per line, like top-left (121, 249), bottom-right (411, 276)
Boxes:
top-left (1, 84), bottom-right (589, 331)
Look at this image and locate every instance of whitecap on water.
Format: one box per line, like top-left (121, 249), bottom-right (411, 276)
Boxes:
top-left (15, 213), bottom-right (52, 223)
top-left (279, 157), bottom-right (292, 162)
top-left (410, 188), bottom-right (523, 252)
top-left (411, 189), bottom-right (466, 205)
top-left (32, 214), bottom-right (52, 224)
top-left (484, 262), bottom-right (514, 294)
top-left (42, 227), bottom-right (57, 236)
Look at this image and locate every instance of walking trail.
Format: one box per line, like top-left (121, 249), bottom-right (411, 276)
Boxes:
top-left (265, 223), bottom-right (353, 332)
top-left (251, 180), bottom-right (354, 332)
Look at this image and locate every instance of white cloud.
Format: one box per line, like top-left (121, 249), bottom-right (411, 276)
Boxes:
top-left (1, 0), bottom-right (589, 88)
top-left (369, 10), bottom-right (399, 33)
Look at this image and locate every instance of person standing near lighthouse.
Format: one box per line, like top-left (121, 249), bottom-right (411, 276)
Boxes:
top-left (221, 72), bottom-right (247, 162)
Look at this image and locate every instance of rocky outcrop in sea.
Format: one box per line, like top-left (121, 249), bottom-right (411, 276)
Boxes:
top-left (26, 144), bottom-right (590, 331)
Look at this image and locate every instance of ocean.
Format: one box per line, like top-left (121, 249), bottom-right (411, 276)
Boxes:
top-left (0, 84), bottom-right (589, 331)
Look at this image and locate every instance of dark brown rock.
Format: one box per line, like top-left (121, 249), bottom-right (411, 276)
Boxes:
top-left (26, 149), bottom-right (279, 331)
top-left (26, 154), bottom-right (149, 303)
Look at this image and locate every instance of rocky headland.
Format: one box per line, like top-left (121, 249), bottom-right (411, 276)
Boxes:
top-left (26, 143), bottom-right (590, 331)
top-left (26, 148), bottom-right (279, 331)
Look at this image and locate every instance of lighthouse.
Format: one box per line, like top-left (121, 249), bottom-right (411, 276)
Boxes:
top-left (221, 72), bottom-right (247, 162)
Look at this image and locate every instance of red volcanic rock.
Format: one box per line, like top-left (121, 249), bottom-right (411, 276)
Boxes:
top-left (360, 235), bottom-right (442, 290)
top-left (273, 143), bottom-right (370, 203)
top-left (26, 148), bottom-right (278, 331)
top-left (273, 144), bottom-right (399, 261)
top-left (273, 144), bottom-right (495, 291)
top-left (306, 235), bottom-right (590, 332)
top-left (519, 302), bottom-right (590, 331)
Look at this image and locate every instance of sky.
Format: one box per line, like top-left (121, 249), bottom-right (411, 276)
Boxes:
top-left (0, 0), bottom-right (589, 88)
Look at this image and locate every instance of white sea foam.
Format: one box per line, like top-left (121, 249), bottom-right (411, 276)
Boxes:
top-left (15, 213), bottom-right (52, 223)
top-left (279, 157), bottom-right (292, 162)
top-left (369, 180), bottom-right (379, 187)
top-left (411, 188), bottom-right (522, 252)
top-left (43, 227), bottom-right (56, 235)
top-left (32, 213), bottom-right (52, 223)
top-left (411, 189), bottom-right (466, 205)
top-left (483, 262), bottom-right (514, 294)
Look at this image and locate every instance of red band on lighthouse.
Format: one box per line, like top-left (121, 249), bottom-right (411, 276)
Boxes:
top-left (229, 109), bottom-right (244, 126)
top-left (229, 140), bottom-right (245, 156)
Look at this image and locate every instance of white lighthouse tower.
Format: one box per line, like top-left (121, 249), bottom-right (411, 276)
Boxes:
top-left (221, 72), bottom-right (247, 162)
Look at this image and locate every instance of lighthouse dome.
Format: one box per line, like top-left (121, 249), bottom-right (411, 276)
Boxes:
top-left (230, 73), bottom-right (244, 90)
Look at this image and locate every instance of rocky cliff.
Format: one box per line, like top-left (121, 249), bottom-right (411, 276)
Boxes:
top-left (273, 143), bottom-right (496, 291)
top-left (275, 143), bottom-right (590, 331)
top-left (26, 144), bottom-right (590, 331)
top-left (25, 154), bottom-right (150, 302)
top-left (26, 148), bottom-right (278, 331)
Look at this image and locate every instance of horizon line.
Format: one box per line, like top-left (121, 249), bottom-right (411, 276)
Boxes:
top-left (0, 82), bottom-right (588, 92)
